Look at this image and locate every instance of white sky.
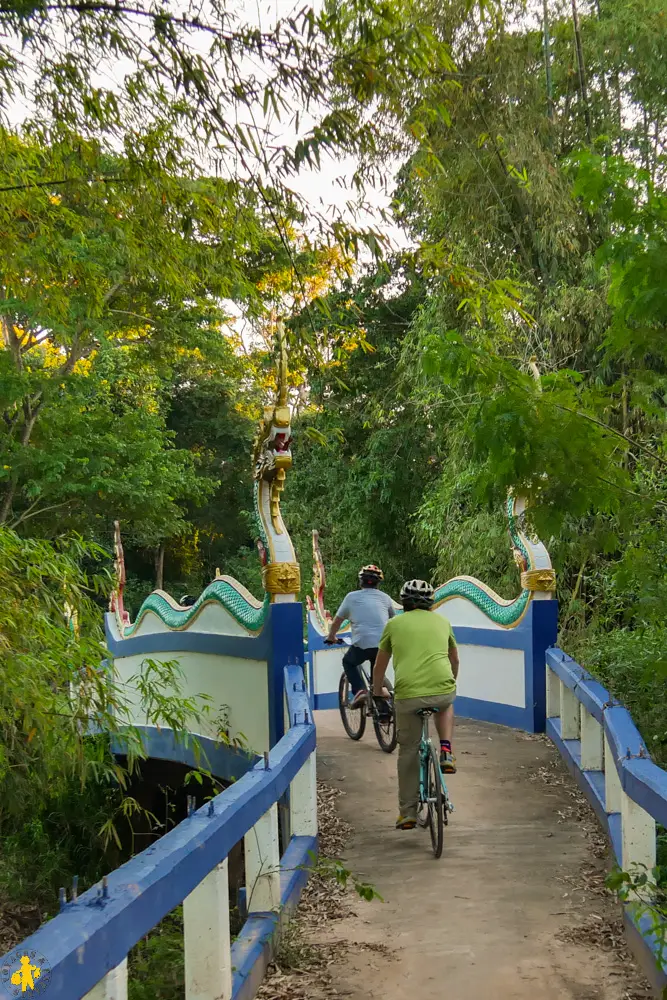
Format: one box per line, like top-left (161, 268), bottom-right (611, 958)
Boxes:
top-left (3, 0), bottom-right (412, 345)
top-left (243, 0), bottom-right (410, 248)
top-left (221, 0), bottom-right (413, 342)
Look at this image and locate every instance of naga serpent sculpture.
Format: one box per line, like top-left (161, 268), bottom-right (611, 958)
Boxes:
top-left (110, 330), bottom-right (300, 637)
top-left (307, 493), bottom-right (556, 631)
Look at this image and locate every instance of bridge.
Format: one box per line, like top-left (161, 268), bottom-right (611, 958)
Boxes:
top-left (1, 383), bottom-right (666, 1000)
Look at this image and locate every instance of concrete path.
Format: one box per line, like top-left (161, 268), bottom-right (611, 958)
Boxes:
top-left (314, 710), bottom-right (647, 1000)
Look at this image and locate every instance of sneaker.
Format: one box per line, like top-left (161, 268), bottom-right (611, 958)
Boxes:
top-left (440, 750), bottom-right (457, 774)
top-left (350, 691), bottom-right (368, 710)
top-left (395, 815), bottom-right (416, 830)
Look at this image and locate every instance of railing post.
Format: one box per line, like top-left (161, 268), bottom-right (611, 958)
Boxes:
top-left (183, 859), bottom-right (232, 1000)
top-left (546, 666), bottom-right (560, 719)
top-left (290, 751), bottom-right (317, 837)
top-left (621, 790), bottom-right (656, 880)
top-left (245, 803), bottom-right (281, 912)
top-left (559, 680), bottom-right (580, 739)
top-left (604, 734), bottom-right (622, 813)
top-left (580, 706), bottom-right (603, 770)
top-left (83, 959), bottom-right (128, 1000)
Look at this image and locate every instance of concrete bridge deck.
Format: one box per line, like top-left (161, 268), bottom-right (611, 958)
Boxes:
top-left (313, 710), bottom-right (648, 1000)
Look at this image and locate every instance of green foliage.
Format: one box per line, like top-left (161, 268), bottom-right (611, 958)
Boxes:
top-left (311, 854), bottom-right (383, 903)
top-left (0, 344), bottom-right (218, 543)
top-left (607, 864), bottom-right (667, 995)
top-left (283, 261), bottom-right (438, 604)
top-left (0, 527), bottom-right (211, 908)
top-left (128, 909), bottom-right (185, 1000)
top-left (568, 626), bottom-right (667, 768)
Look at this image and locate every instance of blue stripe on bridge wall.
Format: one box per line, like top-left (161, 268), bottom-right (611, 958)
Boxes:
top-left (105, 614), bottom-right (272, 660)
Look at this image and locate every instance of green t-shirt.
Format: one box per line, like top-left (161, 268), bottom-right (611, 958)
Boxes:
top-left (378, 609), bottom-right (457, 701)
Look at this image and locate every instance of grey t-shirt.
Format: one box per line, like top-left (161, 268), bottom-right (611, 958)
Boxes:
top-left (336, 588), bottom-right (395, 649)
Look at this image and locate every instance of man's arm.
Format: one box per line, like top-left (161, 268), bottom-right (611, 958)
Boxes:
top-left (326, 615), bottom-right (345, 643)
top-left (373, 649), bottom-right (391, 696)
top-left (448, 637), bottom-right (460, 680)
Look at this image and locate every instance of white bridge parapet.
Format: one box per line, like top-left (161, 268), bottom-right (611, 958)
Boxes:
top-left (545, 648), bottom-right (667, 991)
top-left (307, 597), bottom-right (558, 734)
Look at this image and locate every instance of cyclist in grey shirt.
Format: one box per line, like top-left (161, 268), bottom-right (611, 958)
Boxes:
top-left (325, 564), bottom-right (395, 708)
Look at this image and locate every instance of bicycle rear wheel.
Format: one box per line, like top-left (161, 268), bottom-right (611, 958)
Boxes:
top-left (338, 673), bottom-right (367, 741)
top-left (372, 700), bottom-right (397, 753)
top-left (426, 744), bottom-right (444, 858)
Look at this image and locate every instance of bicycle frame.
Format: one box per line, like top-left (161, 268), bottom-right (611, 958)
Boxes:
top-left (418, 714), bottom-right (454, 813)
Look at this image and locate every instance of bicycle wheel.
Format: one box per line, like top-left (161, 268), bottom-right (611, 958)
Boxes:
top-left (426, 744), bottom-right (444, 858)
top-left (338, 673), bottom-right (367, 741)
top-left (372, 700), bottom-right (397, 753)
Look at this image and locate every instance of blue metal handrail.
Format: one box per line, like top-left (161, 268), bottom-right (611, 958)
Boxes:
top-left (0, 665), bottom-right (314, 1000)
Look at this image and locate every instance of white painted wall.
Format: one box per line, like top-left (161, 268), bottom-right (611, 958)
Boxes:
top-left (308, 606), bottom-right (527, 709)
top-left (312, 645), bottom-right (394, 697)
top-left (113, 652), bottom-right (270, 756)
top-left (456, 645), bottom-right (526, 708)
top-left (433, 597), bottom-right (506, 630)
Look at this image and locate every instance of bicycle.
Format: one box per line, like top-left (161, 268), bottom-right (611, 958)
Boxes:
top-left (415, 708), bottom-right (454, 858)
top-left (325, 638), bottom-right (397, 753)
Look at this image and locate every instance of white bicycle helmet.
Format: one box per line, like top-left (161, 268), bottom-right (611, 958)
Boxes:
top-left (358, 564), bottom-right (384, 583)
top-left (400, 579), bottom-right (435, 607)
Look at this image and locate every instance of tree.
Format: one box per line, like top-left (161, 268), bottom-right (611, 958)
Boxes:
top-left (282, 257), bottom-right (438, 605)
top-left (0, 527), bottom-right (211, 904)
top-left (0, 0), bottom-right (455, 260)
top-left (0, 135), bottom-right (270, 527)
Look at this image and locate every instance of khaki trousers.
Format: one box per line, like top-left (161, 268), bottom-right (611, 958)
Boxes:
top-left (395, 694), bottom-right (456, 819)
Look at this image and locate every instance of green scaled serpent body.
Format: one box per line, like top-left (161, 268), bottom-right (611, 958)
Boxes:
top-left (121, 581), bottom-right (270, 637)
top-left (432, 495), bottom-right (532, 627)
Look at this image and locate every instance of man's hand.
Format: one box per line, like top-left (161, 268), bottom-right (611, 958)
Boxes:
top-left (325, 615), bottom-right (345, 645)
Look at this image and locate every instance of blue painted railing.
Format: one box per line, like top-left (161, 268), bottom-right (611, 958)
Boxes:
top-left (0, 665), bottom-right (316, 1000)
top-left (546, 646), bottom-right (667, 990)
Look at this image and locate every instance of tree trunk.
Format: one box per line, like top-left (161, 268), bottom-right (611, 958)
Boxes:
top-left (543, 0), bottom-right (554, 123)
top-left (571, 0), bottom-right (592, 145)
top-left (614, 71), bottom-right (623, 153)
top-left (0, 404), bottom-right (40, 525)
top-left (155, 543), bottom-right (165, 591)
top-left (594, 0), bottom-right (610, 144)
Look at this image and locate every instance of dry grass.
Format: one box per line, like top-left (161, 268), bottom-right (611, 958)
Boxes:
top-left (531, 744), bottom-right (655, 999)
top-left (0, 900), bottom-right (42, 955)
top-left (257, 782), bottom-right (362, 1000)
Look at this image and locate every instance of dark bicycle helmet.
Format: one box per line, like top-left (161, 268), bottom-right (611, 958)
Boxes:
top-left (358, 564), bottom-right (384, 584)
top-left (400, 579), bottom-right (435, 609)
top-left (179, 594), bottom-right (197, 607)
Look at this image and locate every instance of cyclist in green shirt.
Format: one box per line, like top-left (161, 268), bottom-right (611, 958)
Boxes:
top-left (372, 579), bottom-right (459, 831)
